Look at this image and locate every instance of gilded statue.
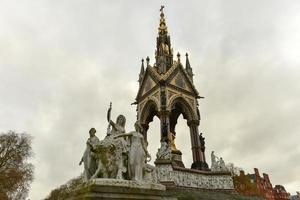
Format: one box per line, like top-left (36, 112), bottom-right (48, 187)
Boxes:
top-left (159, 40), bottom-right (170, 55)
top-left (170, 132), bottom-right (177, 151)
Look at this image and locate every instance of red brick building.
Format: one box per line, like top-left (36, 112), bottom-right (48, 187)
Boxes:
top-left (233, 170), bottom-right (259, 196)
top-left (233, 168), bottom-right (290, 200)
top-left (273, 185), bottom-right (290, 200)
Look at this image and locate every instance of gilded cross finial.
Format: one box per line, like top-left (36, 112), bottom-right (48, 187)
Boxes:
top-left (158, 5), bottom-right (168, 35)
top-left (160, 5), bottom-right (164, 13)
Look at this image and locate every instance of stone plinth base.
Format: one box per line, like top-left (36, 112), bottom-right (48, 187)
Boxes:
top-left (67, 179), bottom-right (176, 200)
top-left (191, 160), bottom-right (209, 171)
top-left (171, 150), bottom-right (185, 168)
top-left (166, 187), bottom-right (264, 200)
top-left (156, 163), bottom-right (234, 190)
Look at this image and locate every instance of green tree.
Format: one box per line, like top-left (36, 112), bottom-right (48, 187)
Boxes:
top-left (0, 131), bottom-right (34, 200)
top-left (45, 175), bottom-right (84, 200)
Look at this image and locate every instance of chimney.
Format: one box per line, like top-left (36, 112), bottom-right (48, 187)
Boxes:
top-left (240, 170), bottom-right (245, 176)
top-left (263, 173), bottom-right (270, 183)
top-left (254, 168), bottom-right (260, 176)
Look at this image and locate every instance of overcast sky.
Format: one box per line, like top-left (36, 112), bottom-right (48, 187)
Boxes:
top-left (0, 0), bottom-right (300, 199)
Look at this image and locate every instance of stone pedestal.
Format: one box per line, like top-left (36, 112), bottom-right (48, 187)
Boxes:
top-left (191, 160), bottom-right (209, 171)
top-left (67, 179), bottom-right (176, 200)
top-left (171, 150), bottom-right (185, 168)
top-left (155, 149), bottom-right (185, 168)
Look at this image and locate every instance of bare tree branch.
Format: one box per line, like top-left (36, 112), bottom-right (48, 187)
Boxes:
top-left (0, 131), bottom-right (34, 200)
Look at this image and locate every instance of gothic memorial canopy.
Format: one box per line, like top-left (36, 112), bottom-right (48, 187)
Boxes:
top-left (135, 5), bottom-right (208, 171)
top-left (73, 6), bottom-right (235, 200)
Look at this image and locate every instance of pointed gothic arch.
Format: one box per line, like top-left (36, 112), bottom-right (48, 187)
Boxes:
top-left (140, 99), bottom-right (159, 125)
top-left (168, 95), bottom-right (197, 121)
top-left (168, 96), bottom-right (194, 137)
top-left (139, 99), bottom-right (159, 141)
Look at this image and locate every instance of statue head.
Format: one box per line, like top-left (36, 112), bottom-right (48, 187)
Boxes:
top-left (116, 115), bottom-right (126, 127)
top-left (134, 121), bottom-right (143, 133)
top-left (89, 128), bottom-right (96, 137)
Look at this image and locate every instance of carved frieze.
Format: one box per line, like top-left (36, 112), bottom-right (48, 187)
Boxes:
top-left (156, 164), bottom-right (234, 190)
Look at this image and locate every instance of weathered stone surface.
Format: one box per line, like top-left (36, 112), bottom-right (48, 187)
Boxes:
top-left (156, 164), bottom-right (234, 190)
top-left (89, 178), bottom-right (165, 190)
top-left (166, 187), bottom-right (264, 200)
top-left (211, 151), bottom-right (229, 172)
top-left (79, 128), bottom-right (100, 181)
top-left (66, 178), bottom-right (263, 200)
top-left (115, 122), bottom-right (152, 182)
top-left (67, 179), bottom-right (176, 200)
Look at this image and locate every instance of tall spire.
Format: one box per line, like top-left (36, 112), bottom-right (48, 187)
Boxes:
top-left (158, 6), bottom-right (168, 35)
top-left (185, 53), bottom-right (194, 81)
top-left (138, 58), bottom-right (145, 84)
top-left (155, 6), bottom-right (173, 74)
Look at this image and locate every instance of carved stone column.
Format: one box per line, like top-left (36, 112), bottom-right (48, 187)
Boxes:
top-left (187, 120), bottom-right (208, 170)
top-left (158, 111), bottom-right (170, 143)
top-left (159, 86), bottom-right (171, 143)
top-left (141, 123), bottom-right (149, 141)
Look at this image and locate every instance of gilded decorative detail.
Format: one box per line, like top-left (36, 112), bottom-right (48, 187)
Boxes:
top-left (167, 93), bottom-right (198, 121)
top-left (158, 6), bottom-right (168, 35)
top-left (148, 66), bottom-right (161, 81)
top-left (170, 132), bottom-right (177, 151)
top-left (139, 97), bottom-right (160, 124)
top-left (175, 73), bottom-right (186, 89)
top-left (167, 90), bottom-right (177, 100)
top-left (139, 100), bottom-right (147, 119)
top-left (186, 97), bottom-right (195, 108)
top-left (134, 6), bottom-right (209, 174)
top-left (153, 91), bottom-right (160, 101)
top-left (142, 76), bottom-right (155, 96)
top-left (161, 62), bottom-right (177, 80)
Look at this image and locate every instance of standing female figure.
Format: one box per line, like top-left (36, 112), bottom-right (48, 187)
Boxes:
top-left (115, 122), bottom-right (151, 181)
top-left (79, 128), bottom-right (100, 181)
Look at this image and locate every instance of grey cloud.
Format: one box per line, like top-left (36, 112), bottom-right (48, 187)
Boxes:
top-left (0, 0), bottom-right (299, 199)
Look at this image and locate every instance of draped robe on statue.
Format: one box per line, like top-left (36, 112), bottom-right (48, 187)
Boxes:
top-left (82, 135), bottom-right (100, 181)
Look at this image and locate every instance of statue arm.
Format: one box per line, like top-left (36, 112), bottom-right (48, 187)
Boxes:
top-left (114, 132), bottom-right (133, 139)
top-left (141, 139), bottom-right (148, 153)
top-left (109, 120), bottom-right (117, 129)
top-left (86, 140), bottom-right (95, 152)
top-left (79, 150), bottom-right (86, 165)
top-left (79, 157), bottom-right (83, 165)
top-left (142, 138), bottom-right (151, 161)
